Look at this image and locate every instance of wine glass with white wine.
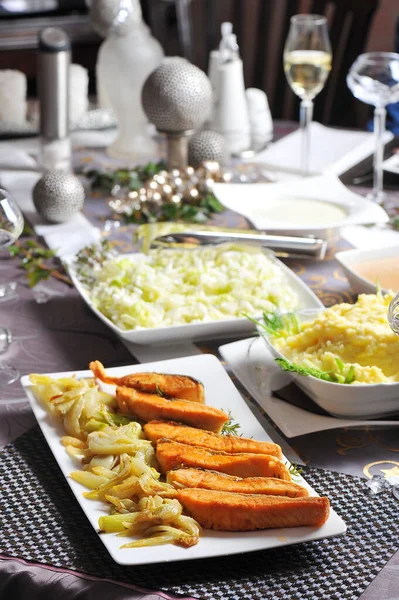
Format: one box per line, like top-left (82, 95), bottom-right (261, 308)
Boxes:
top-left (284, 14), bottom-right (332, 176)
top-left (0, 188), bottom-right (24, 385)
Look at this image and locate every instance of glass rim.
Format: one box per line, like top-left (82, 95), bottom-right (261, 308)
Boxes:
top-left (290, 14), bottom-right (327, 25)
top-left (354, 51), bottom-right (399, 64)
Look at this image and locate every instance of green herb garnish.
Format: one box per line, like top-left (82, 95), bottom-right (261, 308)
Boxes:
top-left (74, 239), bottom-right (117, 286)
top-left (221, 410), bottom-right (242, 436)
top-left (288, 462), bottom-right (303, 478)
top-left (247, 311), bottom-right (300, 338)
top-left (276, 357), bottom-right (356, 384)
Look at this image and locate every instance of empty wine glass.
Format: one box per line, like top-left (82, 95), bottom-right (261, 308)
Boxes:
top-left (0, 188), bottom-right (24, 385)
top-left (284, 14), bottom-right (332, 176)
top-left (347, 52), bottom-right (399, 205)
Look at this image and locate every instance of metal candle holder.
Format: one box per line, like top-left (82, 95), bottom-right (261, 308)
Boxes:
top-left (142, 58), bottom-right (213, 170)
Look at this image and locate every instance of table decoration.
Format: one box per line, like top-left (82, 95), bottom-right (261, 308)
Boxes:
top-left (8, 236), bottom-right (72, 288)
top-left (0, 69), bottom-right (27, 126)
top-left (32, 170), bottom-right (85, 223)
top-left (188, 130), bottom-right (228, 167)
top-left (89, 0), bottom-right (163, 161)
top-left (82, 160), bottom-right (225, 223)
top-left (141, 58), bottom-right (213, 169)
top-left (1, 425), bottom-right (398, 600)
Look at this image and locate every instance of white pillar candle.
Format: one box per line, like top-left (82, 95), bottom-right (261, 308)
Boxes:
top-left (69, 64), bottom-right (89, 126)
top-left (0, 70), bottom-right (27, 125)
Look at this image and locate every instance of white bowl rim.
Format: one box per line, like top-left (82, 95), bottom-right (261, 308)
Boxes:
top-left (335, 246), bottom-right (399, 293)
top-left (257, 306), bottom-right (399, 389)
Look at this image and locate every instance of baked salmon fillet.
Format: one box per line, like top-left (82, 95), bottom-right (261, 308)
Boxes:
top-left (177, 489), bottom-right (330, 531)
top-left (90, 361), bottom-right (204, 403)
top-left (167, 468), bottom-right (308, 497)
top-left (116, 387), bottom-right (228, 433)
top-left (156, 440), bottom-right (291, 479)
top-left (144, 420), bottom-right (283, 459)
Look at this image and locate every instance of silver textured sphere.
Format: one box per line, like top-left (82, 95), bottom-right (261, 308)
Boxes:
top-left (33, 171), bottom-right (85, 224)
top-left (188, 130), bottom-right (228, 167)
top-left (89, 0), bottom-right (142, 38)
top-left (142, 58), bottom-right (213, 132)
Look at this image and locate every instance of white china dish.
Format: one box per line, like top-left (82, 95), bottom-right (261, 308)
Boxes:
top-left (259, 308), bottom-right (399, 419)
top-left (335, 245), bottom-right (399, 295)
top-left (21, 354), bottom-right (346, 566)
top-left (213, 175), bottom-right (389, 240)
top-left (219, 336), bottom-right (399, 438)
top-left (65, 249), bottom-right (323, 345)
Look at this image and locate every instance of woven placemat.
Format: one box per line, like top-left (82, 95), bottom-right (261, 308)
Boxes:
top-left (1, 426), bottom-right (398, 600)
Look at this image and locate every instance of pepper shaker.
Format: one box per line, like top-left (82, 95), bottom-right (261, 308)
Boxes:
top-left (37, 27), bottom-right (72, 172)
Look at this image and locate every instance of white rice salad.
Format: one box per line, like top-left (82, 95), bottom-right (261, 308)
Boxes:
top-left (85, 245), bottom-right (299, 330)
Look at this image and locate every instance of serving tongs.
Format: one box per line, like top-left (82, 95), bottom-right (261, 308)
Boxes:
top-left (151, 230), bottom-right (327, 260)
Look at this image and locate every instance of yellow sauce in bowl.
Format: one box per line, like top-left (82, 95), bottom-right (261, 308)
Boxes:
top-left (352, 256), bottom-right (399, 291)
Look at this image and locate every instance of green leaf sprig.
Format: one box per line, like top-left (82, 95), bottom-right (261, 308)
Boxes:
top-left (73, 239), bottom-right (118, 287)
top-left (288, 462), bottom-right (303, 478)
top-left (80, 161), bottom-right (224, 224)
top-left (221, 410), bottom-right (243, 437)
top-left (8, 239), bottom-right (72, 288)
top-left (246, 311), bottom-right (300, 338)
top-left (275, 357), bottom-right (357, 385)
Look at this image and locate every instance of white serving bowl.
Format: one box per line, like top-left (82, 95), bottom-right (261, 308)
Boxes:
top-left (213, 175), bottom-right (389, 244)
top-left (258, 308), bottom-right (399, 419)
top-left (335, 245), bottom-right (399, 295)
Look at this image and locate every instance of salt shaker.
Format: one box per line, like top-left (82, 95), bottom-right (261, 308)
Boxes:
top-left (37, 27), bottom-right (72, 172)
top-left (246, 88), bottom-right (273, 151)
top-left (209, 23), bottom-right (251, 155)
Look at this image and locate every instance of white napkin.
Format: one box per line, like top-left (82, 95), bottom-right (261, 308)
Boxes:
top-left (252, 121), bottom-right (394, 176)
top-left (219, 337), bottom-right (399, 437)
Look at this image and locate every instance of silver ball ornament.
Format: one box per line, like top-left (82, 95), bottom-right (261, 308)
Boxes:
top-left (89, 0), bottom-right (141, 38)
top-left (188, 130), bottom-right (229, 168)
top-left (142, 58), bottom-right (213, 132)
top-left (33, 171), bottom-right (85, 224)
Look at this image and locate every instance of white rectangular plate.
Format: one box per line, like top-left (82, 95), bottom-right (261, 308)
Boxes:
top-left (64, 251), bottom-right (323, 345)
top-left (21, 354), bottom-right (346, 566)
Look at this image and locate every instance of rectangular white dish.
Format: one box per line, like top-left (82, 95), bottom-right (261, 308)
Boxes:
top-left (21, 354), bottom-right (346, 566)
top-left (65, 250), bottom-right (323, 345)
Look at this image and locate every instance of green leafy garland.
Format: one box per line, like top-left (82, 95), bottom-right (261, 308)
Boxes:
top-left (80, 161), bottom-right (224, 224)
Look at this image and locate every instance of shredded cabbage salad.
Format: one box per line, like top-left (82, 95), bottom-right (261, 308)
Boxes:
top-left (84, 245), bottom-right (299, 330)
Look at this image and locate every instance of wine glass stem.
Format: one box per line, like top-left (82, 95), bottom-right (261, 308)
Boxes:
top-left (372, 107), bottom-right (386, 204)
top-left (300, 99), bottom-right (313, 176)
